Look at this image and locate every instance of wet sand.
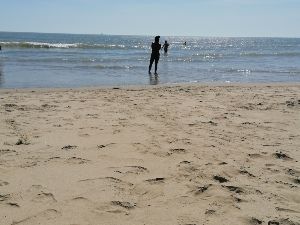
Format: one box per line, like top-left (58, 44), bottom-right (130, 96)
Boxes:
top-left (0, 84), bottom-right (299, 225)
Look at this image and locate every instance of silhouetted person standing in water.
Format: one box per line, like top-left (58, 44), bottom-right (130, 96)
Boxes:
top-left (162, 40), bottom-right (170, 54)
top-left (148, 36), bottom-right (161, 75)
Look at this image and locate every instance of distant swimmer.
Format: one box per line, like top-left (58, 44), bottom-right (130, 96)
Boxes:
top-left (148, 36), bottom-right (161, 75)
top-left (183, 41), bottom-right (187, 46)
top-left (162, 40), bottom-right (170, 54)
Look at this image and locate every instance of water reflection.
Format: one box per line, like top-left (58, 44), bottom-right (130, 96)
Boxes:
top-left (0, 62), bottom-right (3, 87)
top-left (149, 73), bottom-right (159, 85)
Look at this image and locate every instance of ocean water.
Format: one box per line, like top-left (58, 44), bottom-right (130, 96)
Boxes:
top-left (0, 32), bottom-right (300, 88)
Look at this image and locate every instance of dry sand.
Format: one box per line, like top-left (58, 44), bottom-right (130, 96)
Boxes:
top-left (0, 84), bottom-right (299, 225)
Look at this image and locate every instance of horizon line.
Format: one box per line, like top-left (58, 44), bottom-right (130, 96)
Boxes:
top-left (0, 30), bottom-right (299, 39)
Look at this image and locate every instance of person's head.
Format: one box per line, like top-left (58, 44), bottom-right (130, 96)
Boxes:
top-left (155, 36), bottom-right (160, 43)
top-left (165, 40), bottom-right (168, 43)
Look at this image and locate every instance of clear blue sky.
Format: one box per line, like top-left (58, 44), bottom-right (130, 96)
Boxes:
top-left (1, 0), bottom-right (299, 37)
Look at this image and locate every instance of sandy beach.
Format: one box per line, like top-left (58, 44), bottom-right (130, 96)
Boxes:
top-left (0, 84), bottom-right (299, 225)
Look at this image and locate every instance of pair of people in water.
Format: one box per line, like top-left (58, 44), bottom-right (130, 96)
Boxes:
top-left (148, 36), bottom-right (169, 74)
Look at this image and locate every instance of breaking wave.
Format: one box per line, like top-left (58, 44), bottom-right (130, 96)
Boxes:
top-left (0, 41), bottom-right (147, 50)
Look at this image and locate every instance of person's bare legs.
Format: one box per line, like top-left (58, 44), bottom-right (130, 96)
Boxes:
top-left (154, 58), bottom-right (159, 74)
top-left (149, 56), bottom-right (155, 73)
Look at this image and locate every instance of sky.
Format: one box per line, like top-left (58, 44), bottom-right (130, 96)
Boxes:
top-left (0, 0), bottom-right (299, 37)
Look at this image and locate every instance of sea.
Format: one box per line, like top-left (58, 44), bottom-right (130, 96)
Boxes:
top-left (0, 32), bottom-right (300, 88)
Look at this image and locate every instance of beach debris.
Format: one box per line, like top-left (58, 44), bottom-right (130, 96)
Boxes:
top-left (0, 149), bottom-right (16, 155)
top-left (250, 217), bottom-right (263, 225)
top-left (208, 121), bottom-right (218, 126)
top-left (294, 178), bottom-right (300, 184)
top-left (40, 104), bottom-right (58, 109)
top-left (179, 160), bottom-right (191, 164)
top-left (0, 194), bottom-right (10, 201)
top-left (273, 218), bottom-right (300, 225)
top-left (15, 136), bottom-right (30, 145)
top-left (205, 209), bottom-right (216, 215)
top-left (275, 207), bottom-right (299, 213)
top-left (240, 169), bottom-right (256, 177)
top-left (194, 185), bottom-right (211, 195)
top-left (170, 148), bottom-right (186, 153)
top-left (97, 143), bottom-right (115, 149)
top-left (234, 196), bottom-right (243, 203)
top-left (7, 202), bottom-right (20, 207)
top-left (145, 177), bottom-right (165, 183)
top-left (213, 175), bottom-right (229, 183)
top-left (97, 145), bottom-right (106, 149)
top-left (286, 168), bottom-right (300, 176)
top-left (111, 201), bottom-right (136, 209)
top-left (61, 145), bottom-right (78, 150)
top-left (286, 99), bottom-right (300, 107)
top-left (223, 185), bottom-right (244, 193)
top-left (66, 157), bottom-right (89, 164)
top-left (3, 103), bottom-right (18, 108)
top-left (268, 221), bottom-right (279, 225)
top-left (274, 151), bottom-right (292, 160)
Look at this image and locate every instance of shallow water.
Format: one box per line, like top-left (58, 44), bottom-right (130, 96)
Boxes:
top-left (1, 32), bottom-right (300, 88)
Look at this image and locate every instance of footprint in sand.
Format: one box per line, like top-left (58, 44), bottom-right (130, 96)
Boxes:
top-left (268, 218), bottom-right (299, 225)
top-left (0, 180), bottom-right (9, 186)
top-left (20, 185), bottom-right (58, 204)
top-left (248, 153), bottom-right (263, 159)
top-left (20, 161), bottom-right (38, 168)
top-left (78, 176), bottom-right (133, 192)
top-left (66, 196), bottom-right (97, 212)
top-left (78, 133), bottom-right (90, 137)
top-left (113, 166), bottom-right (148, 175)
top-left (65, 157), bottom-right (89, 164)
top-left (32, 192), bottom-right (57, 203)
top-left (145, 177), bottom-right (165, 184)
top-left (0, 149), bottom-right (17, 155)
top-left (11, 209), bottom-right (61, 225)
top-left (177, 215), bottom-right (198, 225)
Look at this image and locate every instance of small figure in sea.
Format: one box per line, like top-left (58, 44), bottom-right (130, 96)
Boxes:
top-left (183, 41), bottom-right (187, 46)
top-left (148, 36), bottom-right (161, 75)
top-left (162, 40), bottom-right (170, 54)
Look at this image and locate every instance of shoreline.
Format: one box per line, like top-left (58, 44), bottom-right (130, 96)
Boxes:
top-left (1, 83), bottom-right (299, 225)
top-left (1, 81), bottom-right (300, 93)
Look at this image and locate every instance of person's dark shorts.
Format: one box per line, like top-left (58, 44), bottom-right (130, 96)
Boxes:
top-left (150, 53), bottom-right (160, 62)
